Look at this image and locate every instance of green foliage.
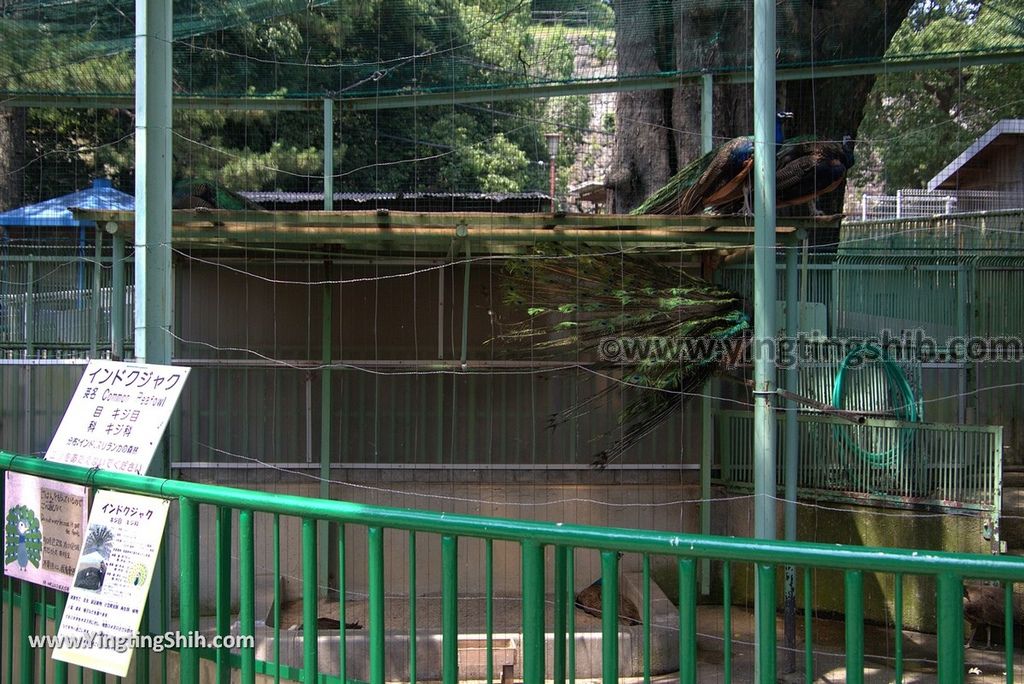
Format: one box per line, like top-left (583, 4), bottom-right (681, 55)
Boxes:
top-left (856, 0), bottom-right (1024, 191)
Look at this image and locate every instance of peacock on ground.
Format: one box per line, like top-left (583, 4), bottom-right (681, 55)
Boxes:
top-left (172, 179), bottom-right (265, 211)
top-left (499, 245), bottom-right (750, 468)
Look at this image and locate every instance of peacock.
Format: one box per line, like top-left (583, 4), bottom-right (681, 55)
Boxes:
top-left (4, 505), bottom-right (42, 571)
top-left (775, 135), bottom-right (856, 215)
top-left (631, 113), bottom-right (791, 216)
top-left (172, 179), bottom-right (264, 211)
top-left (500, 245), bottom-right (750, 467)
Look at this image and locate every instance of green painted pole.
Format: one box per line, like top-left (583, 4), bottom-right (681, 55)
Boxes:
top-left (302, 518), bottom-right (318, 682)
top-left (753, 0), bottom-right (779, 678)
top-left (442, 535), bottom-right (458, 683)
top-left (936, 574), bottom-right (964, 684)
top-left (723, 561), bottom-right (733, 683)
top-left (485, 539), bottom-right (493, 684)
top-left (553, 546), bottom-right (568, 684)
top-left (521, 541), bottom-right (544, 684)
top-left (215, 506), bottom-right (232, 683)
top-left (700, 379), bottom-right (712, 596)
top-left (239, 509), bottom-right (255, 684)
top-left (18, 581), bottom-right (33, 684)
top-left (136, 0), bottom-right (173, 640)
top-left (844, 570), bottom-right (864, 684)
top-left (678, 558), bottom-right (697, 684)
top-left (90, 227), bottom-right (103, 357)
top-left (111, 232), bottom-right (125, 360)
top-left (369, 527), bottom-right (385, 684)
top-left (642, 554), bottom-right (651, 683)
top-left (273, 514), bottom-right (281, 684)
top-left (783, 237), bottom-right (800, 673)
top-left (804, 567), bottom-right (814, 684)
top-left (567, 548), bottom-right (576, 684)
top-left (323, 98), bottom-right (334, 210)
top-left (756, 563), bottom-right (777, 683)
top-left (459, 236), bottom-right (471, 368)
top-left (25, 260), bottom-right (34, 357)
top-left (1006, 581), bottom-right (1014, 684)
top-left (337, 523), bottom-right (346, 683)
top-left (319, 257), bottom-right (333, 597)
top-left (178, 497), bottom-right (199, 684)
top-left (601, 550), bottom-right (619, 684)
top-left (701, 73), bottom-right (714, 154)
top-left (894, 573), bottom-right (903, 684)
top-left (54, 591), bottom-right (68, 684)
top-left (409, 531), bottom-right (417, 684)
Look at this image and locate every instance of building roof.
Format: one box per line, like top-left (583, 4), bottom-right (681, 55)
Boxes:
top-left (0, 179), bottom-right (135, 228)
top-left (927, 119), bottom-right (1024, 191)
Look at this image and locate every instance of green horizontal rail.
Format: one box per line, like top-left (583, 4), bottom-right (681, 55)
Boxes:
top-left (3, 450), bottom-right (1024, 581)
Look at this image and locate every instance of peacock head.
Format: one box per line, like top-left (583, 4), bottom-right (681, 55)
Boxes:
top-left (841, 135), bottom-right (856, 166)
top-left (775, 112), bottom-right (794, 144)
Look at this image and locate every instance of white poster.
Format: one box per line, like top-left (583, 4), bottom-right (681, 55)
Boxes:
top-left (3, 472), bottom-right (88, 591)
top-left (52, 489), bottom-right (170, 677)
top-left (45, 360), bottom-right (190, 475)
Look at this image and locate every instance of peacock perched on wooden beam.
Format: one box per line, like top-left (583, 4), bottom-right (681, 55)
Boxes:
top-left (499, 245), bottom-right (750, 467)
top-left (631, 113), bottom-right (791, 216)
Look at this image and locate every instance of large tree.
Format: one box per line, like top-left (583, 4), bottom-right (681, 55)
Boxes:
top-left (609, 0), bottom-right (918, 212)
top-left (855, 0), bottom-right (1024, 191)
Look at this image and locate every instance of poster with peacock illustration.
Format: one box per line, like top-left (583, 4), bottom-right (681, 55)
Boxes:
top-left (3, 472), bottom-right (88, 591)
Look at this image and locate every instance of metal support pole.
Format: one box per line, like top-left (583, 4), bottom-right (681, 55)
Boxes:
top-left (459, 235), bottom-right (471, 368)
top-left (700, 379), bottom-right (712, 595)
top-left (324, 99), bottom-right (334, 210)
top-left (701, 73), bottom-right (714, 154)
top-left (111, 231), bottom-right (125, 360)
top-left (90, 227), bottom-right (103, 357)
top-left (319, 257), bottom-right (333, 595)
top-left (783, 237), bottom-right (800, 672)
top-left (136, 0), bottom-right (173, 638)
top-left (753, 0), bottom-right (778, 679)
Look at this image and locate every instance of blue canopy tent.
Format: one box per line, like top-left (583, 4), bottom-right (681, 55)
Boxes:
top-left (0, 179), bottom-right (134, 354)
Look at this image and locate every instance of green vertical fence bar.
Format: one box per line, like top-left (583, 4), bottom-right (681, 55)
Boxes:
top-left (804, 567), bottom-right (813, 684)
top-left (485, 539), bottom-right (493, 684)
top-left (54, 590), bottom-right (68, 684)
top-left (442, 534), bottom-right (458, 683)
top-left (522, 540), bottom-right (544, 684)
top-left (894, 573), bottom-right (903, 684)
top-left (678, 558), bottom-right (697, 684)
top-left (723, 561), bottom-right (732, 684)
top-left (756, 563), bottom-right (777, 683)
top-left (302, 518), bottom-right (318, 683)
top-left (4, 577), bottom-right (12, 684)
top-left (567, 547), bottom-right (576, 684)
top-left (338, 524), bottom-right (347, 684)
top-left (601, 550), bottom-right (619, 684)
top-left (936, 573), bottom-right (964, 684)
top-left (273, 514), bottom-right (281, 684)
top-left (239, 509), bottom-right (255, 684)
top-left (1006, 581), bottom-right (1015, 684)
top-left (1007, 581), bottom-right (1015, 684)
top-left (642, 554), bottom-right (651, 683)
top-left (409, 531), bottom-right (417, 684)
top-left (178, 497), bottom-right (199, 684)
top-left (844, 570), bottom-right (864, 684)
top-left (19, 581), bottom-right (34, 684)
top-left (215, 506), bottom-right (232, 683)
top-left (553, 545), bottom-right (568, 684)
top-left (369, 526), bottom-right (385, 684)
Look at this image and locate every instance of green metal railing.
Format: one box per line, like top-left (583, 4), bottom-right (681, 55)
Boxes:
top-left (3, 451), bottom-right (1024, 684)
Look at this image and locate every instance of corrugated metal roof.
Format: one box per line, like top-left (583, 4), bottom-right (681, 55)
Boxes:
top-left (239, 190), bottom-right (551, 203)
top-left (0, 179), bottom-right (135, 228)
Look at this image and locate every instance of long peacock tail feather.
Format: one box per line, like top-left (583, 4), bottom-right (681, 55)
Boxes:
top-left (499, 245), bottom-right (749, 467)
top-left (629, 148), bottom-right (719, 215)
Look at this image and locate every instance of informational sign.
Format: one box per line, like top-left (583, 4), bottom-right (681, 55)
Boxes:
top-left (52, 489), bottom-right (170, 677)
top-left (45, 360), bottom-right (190, 475)
top-left (3, 473), bottom-right (88, 591)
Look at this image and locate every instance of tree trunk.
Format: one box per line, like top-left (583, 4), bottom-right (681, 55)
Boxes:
top-left (606, 0), bottom-right (673, 212)
top-left (612, 0), bottom-right (917, 213)
top-left (0, 106), bottom-right (26, 211)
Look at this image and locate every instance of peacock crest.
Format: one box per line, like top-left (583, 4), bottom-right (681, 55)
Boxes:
top-left (4, 505), bottom-right (43, 571)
